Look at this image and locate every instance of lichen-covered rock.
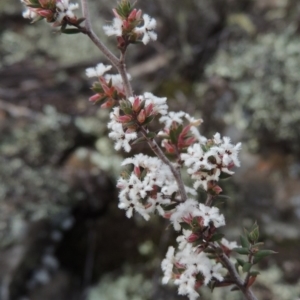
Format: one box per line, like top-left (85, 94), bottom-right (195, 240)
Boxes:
top-left (205, 27), bottom-right (300, 153)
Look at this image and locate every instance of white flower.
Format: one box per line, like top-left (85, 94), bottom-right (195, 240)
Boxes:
top-left (118, 194), bottom-right (151, 220)
top-left (161, 246), bottom-right (175, 284)
top-left (181, 143), bottom-right (214, 173)
top-left (159, 111), bottom-right (186, 129)
top-left (103, 17), bottom-right (123, 36)
top-left (196, 204), bottom-right (225, 228)
top-left (134, 14), bottom-right (157, 44)
top-left (55, 0), bottom-right (79, 23)
top-left (107, 107), bottom-right (137, 152)
top-left (175, 273), bottom-right (199, 300)
top-left (176, 229), bottom-right (193, 250)
top-left (143, 92), bottom-right (168, 115)
top-left (85, 63), bottom-right (112, 78)
top-left (118, 154), bottom-right (177, 220)
top-left (213, 134), bottom-right (242, 167)
top-left (220, 238), bottom-right (239, 250)
top-left (201, 262), bottom-right (224, 285)
top-left (105, 73), bottom-right (131, 91)
top-left (22, 8), bottom-right (37, 19)
top-left (188, 170), bottom-right (216, 191)
top-left (108, 122), bottom-right (137, 152)
top-left (170, 198), bottom-right (198, 231)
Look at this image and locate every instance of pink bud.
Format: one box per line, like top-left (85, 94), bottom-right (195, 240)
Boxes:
top-left (162, 141), bottom-right (176, 154)
top-left (132, 97), bottom-right (141, 112)
top-left (134, 166), bottom-right (141, 177)
top-left (117, 115), bottom-right (132, 123)
top-left (179, 137), bottom-right (196, 149)
top-left (181, 125), bottom-right (191, 137)
top-left (182, 213), bottom-right (193, 225)
top-left (122, 20), bottom-right (131, 30)
top-left (101, 99), bottom-right (115, 109)
top-left (207, 182), bottom-right (222, 195)
top-left (89, 93), bottom-right (101, 103)
top-left (112, 8), bottom-right (122, 19)
top-left (36, 8), bottom-right (53, 18)
top-left (136, 9), bottom-right (142, 20)
top-left (137, 109), bottom-right (146, 124)
top-left (128, 8), bottom-right (137, 21)
top-left (187, 233), bottom-right (199, 243)
top-left (39, 0), bottom-right (51, 7)
top-left (145, 103), bottom-right (154, 116)
top-left (163, 212), bottom-right (172, 219)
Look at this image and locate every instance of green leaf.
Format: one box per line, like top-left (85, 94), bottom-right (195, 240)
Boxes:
top-left (242, 262), bottom-right (252, 273)
top-left (253, 250), bottom-right (277, 263)
top-left (131, 136), bottom-right (146, 145)
top-left (76, 17), bottom-right (86, 25)
top-left (146, 132), bottom-right (157, 139)
top-left (254, 250), bottom-right (277, 258)
top-left (61, 28), bottom-right (81, 34)
top-left (236, 258), bottom-right (246, 267)
top-left (230, 286), bottom-right (240, 292)
top-left (210, 233), bottom-right (224, 242)
top-left (248, 228), bottom-right (259, 243)
top-left (233, 247), bottom-right (250, 255)
top-left (175, 124), bottom-right (183, 137)
top-left (240, 235), bottom-right (250, 248)
top-left (139, 99), bottom-right (146, 110)
top-left (169, 129), bottom-right (177, 144)
top-left (28, 3), bottom-right (42, 8)
top-left (122, 107), bottom-right (133, 115)
top-left (249, 271), bottom-right (260, 277)
top-left (162, 203), bottom-right (178, 211)
top-left (144, 115), bottom-right (155, 125)
top-left (219, 172), bottom-right (232, 179)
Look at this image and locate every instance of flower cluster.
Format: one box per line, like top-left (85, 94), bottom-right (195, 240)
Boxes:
top-left (181, 133), bottom-right (241, 191)
top-left (161, 231), bottom-right (239, 299)
top-left (86, 63), bottom-right (130, 108)
top-left (117, 154), bottom-right (177, 220)
top-left (103, 1), bottom-right (157, 47)
top-left (161, 198), bottom-right (239, 300)
top-left (161, 245), bottom-right (224, 300)
top-left (159, 111), bottom-right (204, 154)
top-left (105, 92), bottom-right (168, 152)
top-left (20, 0), bottom-right (79, 27)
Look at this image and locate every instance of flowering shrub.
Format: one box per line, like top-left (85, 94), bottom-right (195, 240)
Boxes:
top-left (20, 1), bottom-right (275, 299)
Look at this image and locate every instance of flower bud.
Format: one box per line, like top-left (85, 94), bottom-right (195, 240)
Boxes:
top-left (117, 115), bottom-right (132, 123)
top-left (137, 109), bottom-right (146, 123)
top-left (187, 233), bottom-right (199, 243)
top-left (89, 94), bottom-right (101, 103)
top-left (134, 166), bottom-right (141, 177)
top-left (132, 97), bottom-right (141, 112)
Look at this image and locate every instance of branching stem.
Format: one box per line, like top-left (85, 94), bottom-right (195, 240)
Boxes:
top-left (219, 253), bottom-right (258, 300)
top-left (80, 0), bottom-right (132, 98)
top-left (140, 127), bottom-right (188, 202)
top-left (79, 3), bottom-right (258, 300)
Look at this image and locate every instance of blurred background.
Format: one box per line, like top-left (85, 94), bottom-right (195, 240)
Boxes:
top-left (0, 0), bottom-right (300, 299)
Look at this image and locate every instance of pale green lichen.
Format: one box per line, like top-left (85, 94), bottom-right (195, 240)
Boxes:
top-left (0, 1), bottom-right (107, 67)
top-left (205, 26), bottom-right (300, 152)
top-left (88, 269), bottom-right (152, 300)
top-left (0, 157), bottom-right (80, 248)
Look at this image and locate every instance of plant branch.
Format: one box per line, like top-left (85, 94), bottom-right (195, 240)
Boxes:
top-left (140, 127), bottom-right (188, 202)
top-left (81, 0), bottom-right (119, 67)
top-left (81, 0), bottom-right (133, 98)
top-left (119, 52), bottom-right (133, 98)
top-left (219, 252), bottom-right (258, 300)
